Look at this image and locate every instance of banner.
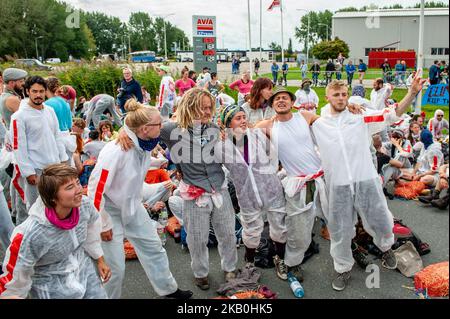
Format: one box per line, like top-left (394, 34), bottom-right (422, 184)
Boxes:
top-left (422, 84), bottom-right (449, 106)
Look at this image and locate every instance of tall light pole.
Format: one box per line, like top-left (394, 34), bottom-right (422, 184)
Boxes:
top-left (415, 0), bottom-right (425, 114)
top-left (35, 35), bottom-right (43, 60)
top-left (161, 13), bottom-right (175, 60)
top-left (247, 0), bottom-right (253, 78)
top-left (297, 9), bottom-right (310, 65)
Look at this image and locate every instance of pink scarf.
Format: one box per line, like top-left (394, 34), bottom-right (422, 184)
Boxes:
top-left (45, 206), bottom-right (80, 230)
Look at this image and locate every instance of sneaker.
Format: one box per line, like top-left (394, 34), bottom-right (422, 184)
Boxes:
top-left (381, 249), bottom-right (398, 270)
top-left (224, 271), bottom-right (236, 281)
top-left (287, 264), bottom-right (304, 282)
top-left (194, 277), bottom-right (210, 290)
top-left (165, 289), bottom-right (193, 299)
top-left (273, 255), bottom-right (288, 280)
top-left (332, 271), bottom-right (351, 291)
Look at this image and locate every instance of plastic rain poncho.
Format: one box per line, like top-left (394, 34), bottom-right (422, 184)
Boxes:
top-left (157, 75), bottom-right (176, 119)
top-left (0, 197), bottom-right (106, 299)
top-left (311, 105), bottom-right (398, 273)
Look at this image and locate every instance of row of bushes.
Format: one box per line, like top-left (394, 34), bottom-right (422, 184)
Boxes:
top-left (57, 62), bottom-right (161, 101)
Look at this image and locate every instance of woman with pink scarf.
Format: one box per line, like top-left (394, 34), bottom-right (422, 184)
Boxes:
top-left (0, 164), bottom-right (110, 299)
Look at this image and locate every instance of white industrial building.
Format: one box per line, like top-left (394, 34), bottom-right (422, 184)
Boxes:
top-left (332, 8), bottom-right (449, 66)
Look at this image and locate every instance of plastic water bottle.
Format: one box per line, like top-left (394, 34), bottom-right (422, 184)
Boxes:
top-left (159, 207), bottom-right (168, 227)
top-left (157, 222), bottom-right (167, 246)
top-left (287, 272), bottom-right (304, 298)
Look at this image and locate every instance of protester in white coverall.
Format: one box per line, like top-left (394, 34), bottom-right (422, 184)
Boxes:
top-left (311, 77), bottom-right (425, 291)
top-left (156, 65), bottom-right (176, 120)
top-left (255, 87), bottom-right (330, 283)
top-left (0, 180), bottom-right (14, 250)
top-left (294, 78), bottom-right (319, 113)
top-left (10, 76), bottom-right (68, 212)
top-left (370, 78), bottom-right (393, 142)
top-left (85, 94), bottom-right (122, 129)
top-left (215, 104), bottom-right (287, 269)
top-left (88, 99), bottom-right (192, 300)
top-left (0, 164), bottom-right (110, 299)
top-left (381, 129), bottom-right (413, 188)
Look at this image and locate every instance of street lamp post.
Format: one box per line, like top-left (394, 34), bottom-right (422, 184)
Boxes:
top-left (296, 9), bottom-right (310, 65)
top-left (160, 13), bottom-right (175, 61)
top-left (35, 36), bottom-right (43, 61)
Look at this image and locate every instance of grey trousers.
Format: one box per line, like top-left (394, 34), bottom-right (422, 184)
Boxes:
top-left (182, 189), bottom-right (238, 278)
top-left (382, 156), bottom-right (412, 188)
top-left (24, 169), bottom-right (42, 212)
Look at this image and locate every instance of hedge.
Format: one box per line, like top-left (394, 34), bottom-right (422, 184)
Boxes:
top-left (57, 62), bottom-right (161, 102)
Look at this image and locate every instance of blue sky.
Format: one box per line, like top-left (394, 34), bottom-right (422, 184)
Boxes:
top-left (65, 0), bottom-right (448, 50)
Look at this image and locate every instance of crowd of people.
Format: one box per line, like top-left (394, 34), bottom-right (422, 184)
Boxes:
top-left (0, 60), bottom-right (448, 299)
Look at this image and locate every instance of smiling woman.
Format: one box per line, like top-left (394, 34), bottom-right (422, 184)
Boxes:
top-left (0, 163), bottom-right (110, 299)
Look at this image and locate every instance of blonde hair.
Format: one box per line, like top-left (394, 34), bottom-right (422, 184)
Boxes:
top-left (175, 88), bottom-right (215, 129)
top-left (326, 80), bottom-right (348, 96)
top-left (124, 99), bottom-right (159, 132)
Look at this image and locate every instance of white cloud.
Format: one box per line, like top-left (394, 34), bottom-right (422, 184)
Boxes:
top-left (63, 0), bottom-right (447, 50)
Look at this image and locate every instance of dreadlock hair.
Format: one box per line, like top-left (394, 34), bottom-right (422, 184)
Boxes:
top-left (175, 87), bottom-right (215, 129)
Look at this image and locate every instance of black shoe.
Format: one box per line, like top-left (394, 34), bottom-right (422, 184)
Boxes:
top-left (352, 247), bottom-right (371, 269)
top-left (431, 194), bottom-right (449, 210)
top-left (383, 188), bottom-right (394, 200)
top-left (165, 289), bottom-right (193, 299)
top-left (418, 190), bottom-right (440, 204)
top-left (0, 263), bottom-right (3, 275)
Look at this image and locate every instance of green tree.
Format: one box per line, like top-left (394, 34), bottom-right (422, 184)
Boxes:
top-left (269, 42), bottom-right (281, 51)
top-left (287, 38), bottom-right (293, 55)
top-left (295, 10), bottom-right (333, 53)
top-left (311, 37), bottom-right (350, 60)
top-left (84, 11), bottom-right (125, 55)
top-left (128, 12), bottom-right (157, 52)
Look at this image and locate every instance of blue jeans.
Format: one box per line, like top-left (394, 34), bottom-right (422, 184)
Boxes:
top-left (312, 73), bottom-right (319, 85)
top-left (272, 72), bottom-right (278, 84)
top-left (0, 190), bottom-right (14, 250)
top-left (347, 73), bottom-right (354, 86)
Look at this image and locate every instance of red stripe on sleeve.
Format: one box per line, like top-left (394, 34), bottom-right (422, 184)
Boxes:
top-left (94, 169), bottom-right (109, 211)
top-left (159, 85), bottom-right (165, 110)
top-left (0, 233), bottom-right (24, 294)
top-left (12, 165), bottom-right (25, 201)
top-left (13, 120), bottom-right (18, 150)
top-left (364, 115), bottom-right (385, 123)
top-left (432, 156), bottom-right (438, 171)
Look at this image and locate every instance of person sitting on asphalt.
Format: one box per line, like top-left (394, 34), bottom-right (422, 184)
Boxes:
top-left (418, 163), bottom-right (449, 210)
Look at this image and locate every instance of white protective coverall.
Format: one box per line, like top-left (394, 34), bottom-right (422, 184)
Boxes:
top-left (0, 197), bottom-right (107, 299)
top-left (312, 106), bottom-right (398, 274)
top-left (381, 138), bottom-right (413, 187)
top-left (370, 84), bottom-right (393, 142)
top-left (214, 128), bottom-right (287, 249)
top-left (157, 75), bottom-right (176, 120)
top-left (88, 125), bottom-right (178, 299)
top-left (272, 112), bottom-right (328, 268)
top-left (0, 181), bottom-right (14, 250)
top-left (85, 94), bottom-right (122, 129)
top-left (415, 142), bottom-right (444, 186)
top-left (10, 100), bottom-right (68, 210)
top-left (293, 89), bottom-right (319, 113)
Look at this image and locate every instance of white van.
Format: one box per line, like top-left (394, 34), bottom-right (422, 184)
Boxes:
top-left (45, 58), bottom-right (61, 64)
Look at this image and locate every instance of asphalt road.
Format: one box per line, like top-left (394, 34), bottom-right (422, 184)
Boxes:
top-left (0, 198), bottom-right (447, 300)
top-left (120, 198), bottom-right (449, 300)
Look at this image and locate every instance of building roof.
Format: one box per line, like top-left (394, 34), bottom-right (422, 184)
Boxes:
top-left (333, 7), bottom-right (449, 19)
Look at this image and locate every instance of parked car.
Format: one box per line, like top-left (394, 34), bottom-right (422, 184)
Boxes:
top-left (154, 56), bottom-right (165, 63)
top-left (45, 58), bottom-right (61, 64)
top-left (181, 57), bottom-right (193, 62)
top-left (95, 54), bottom-right (115, 63)
top-left (239, 56), bottom-right (250, 62)
top-left (14, 59), bottom-right (53, 71)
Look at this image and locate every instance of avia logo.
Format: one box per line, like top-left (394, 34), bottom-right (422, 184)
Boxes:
top-left (197, 18), bottom-right (213, 31)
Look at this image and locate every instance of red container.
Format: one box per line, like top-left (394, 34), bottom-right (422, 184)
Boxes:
top-left (368, 50), bottom-right (416, 68)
